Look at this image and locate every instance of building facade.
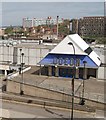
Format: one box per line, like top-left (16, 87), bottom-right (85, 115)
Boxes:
top-left (22, 17), bottom-right (63, 28)
top-left (0, 28), bottom-right (4, 36)
top-left (39, 34), bottom-right (101, 79)
top-left (0, 37), bottom-right (105, 80)
top-left (72, 16), bottom-right (104, 37)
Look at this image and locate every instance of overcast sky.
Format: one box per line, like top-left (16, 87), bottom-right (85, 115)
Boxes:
top-left (2, 2), bottom-right (104, 26)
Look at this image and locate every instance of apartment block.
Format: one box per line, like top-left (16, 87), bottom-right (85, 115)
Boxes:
top-left (71, 16), bottom-right (104, 37)
top-left (22, 17), bottom-right (63, 28)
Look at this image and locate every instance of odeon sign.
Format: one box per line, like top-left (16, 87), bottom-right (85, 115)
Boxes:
top-left (39, 34), bottom-right (101, 68)
top-left (53, 57), bottom-right (80, 66)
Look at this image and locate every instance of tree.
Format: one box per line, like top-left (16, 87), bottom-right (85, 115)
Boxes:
top-left (36, 25), bottom-right (41, 33)
top-left (96, 37), bottom-right (106, 44)
top-left (58, 19), bottom-right (70, 37)
top-left (5, 26), bottom-right (13, 35)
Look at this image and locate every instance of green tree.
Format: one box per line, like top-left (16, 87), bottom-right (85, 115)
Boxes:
top-left (58, 19), bottom-right (70, 37)
top-left (36, 25), bottom-right (41, 33)
top-left (96, 37), bottom-right (106, 44)
top-left (5, 26), bottom-right (13, 35)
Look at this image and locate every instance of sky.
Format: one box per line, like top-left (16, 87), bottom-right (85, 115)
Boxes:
top-left (1, 2), bottom-right (105, 26)
top-left (1, 0), bottom-right (105, 2)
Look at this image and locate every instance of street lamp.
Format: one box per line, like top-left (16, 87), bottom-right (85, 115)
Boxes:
top-left (39, 48), bottom-right (41, 76)
top-left (20, 48), bottom-right (22, 64)
top-left (56, 16), bottom-right (59, 39)
top-left (79, 60), bottom-right (87, 105)
top-left (7, 45), bottom-right (9, 63)
top-left (68, 42), bottom-right (75, 120)
top-left (20, 53), bottom-right (25, 95)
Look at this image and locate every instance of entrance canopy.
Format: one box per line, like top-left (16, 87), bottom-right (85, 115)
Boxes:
top-left (39, 34), bottom-right (101, 68)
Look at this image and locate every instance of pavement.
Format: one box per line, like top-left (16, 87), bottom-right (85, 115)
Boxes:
top-left (1, 99), bottom-right (96, 118)
top-left (1, 92), bottom-right (96, 113)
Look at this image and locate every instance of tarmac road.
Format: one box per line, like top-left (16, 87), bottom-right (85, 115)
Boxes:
top-left (1, 99), bottom-right (96, 119)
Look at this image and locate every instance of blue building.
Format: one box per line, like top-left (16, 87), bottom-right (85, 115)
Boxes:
top-left (39, 34), bottom-right (101, 79)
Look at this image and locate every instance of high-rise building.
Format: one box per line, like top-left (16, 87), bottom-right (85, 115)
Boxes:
top-left (22, 17), bottom-right (63, 28)
top-left (71, 16), bottom-right (104, 37)
top-left (23, 18), bottom-right (34, 28)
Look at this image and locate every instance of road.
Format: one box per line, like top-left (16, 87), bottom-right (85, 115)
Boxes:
top-left (0, 99), bottom-right (96, 119)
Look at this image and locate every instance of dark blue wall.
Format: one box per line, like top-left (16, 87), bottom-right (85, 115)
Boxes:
top-left (40, 53), bottom-right (98, 67)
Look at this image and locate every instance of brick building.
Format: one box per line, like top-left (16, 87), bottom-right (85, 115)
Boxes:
top-left (71, 16), bottom-right (104, 37)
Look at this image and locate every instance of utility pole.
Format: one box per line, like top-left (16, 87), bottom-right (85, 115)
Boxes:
top-left (56, 16), bottom-right (59, 40)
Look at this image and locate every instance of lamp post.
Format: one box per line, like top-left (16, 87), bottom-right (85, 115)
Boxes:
top-left (79, 60), bottom-right (87, 105)
top-left (20, 48), bottom-right (22, 64)
top-left (39, 48), bottom-right (41, 76)
top-left (56, 16), bottom-right (59, 39)
top-left (68, 42), bottom-right (75, 120)
top-left (20, 53), bottom-right (24, 95)
top-left (7, 45), bottom-right (9, 63)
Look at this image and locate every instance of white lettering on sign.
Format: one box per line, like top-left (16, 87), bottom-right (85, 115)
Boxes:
top-left (53, 57), bottom-right (80, 66)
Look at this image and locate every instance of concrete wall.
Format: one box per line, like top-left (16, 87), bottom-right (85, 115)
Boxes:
top-left (6, 80), bottom-right (105, 106)
top-left (94, 46), bottom-right (106, 80)
top-left (97, 67), bottom-right (106, 80)
top-left (18, 47), bottom-right (49, 65)
top-left (94, 47), bottom-right (105, 63)
top-left (0, 46), bottom-right (14, 62)
top-left (6, 80), bottom-right (71, 102)
top-left (6, 80), bottom-right (20, 94)
top-left (94, 47), bottom-right (106, 80)
top-left (23, 84), bottom-right (64, 101)
top-left (0, 45), bottom-right (50, 65)
top-left (7, 66), bottom-right (31, 79)
top-left (0, 65), bottom-right (9, 70)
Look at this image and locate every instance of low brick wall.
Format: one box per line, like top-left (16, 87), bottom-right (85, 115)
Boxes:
top-left (6, 80), bottom-right (105, 110)
top-left (6, 80), bottom-right (71, 102)
top-left (6, 80), bottom-right (20, 94)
